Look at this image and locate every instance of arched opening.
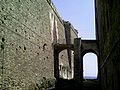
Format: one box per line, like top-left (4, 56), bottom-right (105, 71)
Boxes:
top-left (59, 49), bottom-right (74, 79)
top-left (83, 53), bottom-right (98, 79)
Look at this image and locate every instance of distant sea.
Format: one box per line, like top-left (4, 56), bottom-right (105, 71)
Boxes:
top-left (84, 76), bottom-right (97, 79)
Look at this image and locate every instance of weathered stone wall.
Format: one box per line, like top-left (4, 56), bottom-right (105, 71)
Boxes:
top-left (96, 0), bottom-right (120, 90)
top-left (59, 21), bottom-right (77, 79)
top-left (0, 0), bottom-right (77, 89)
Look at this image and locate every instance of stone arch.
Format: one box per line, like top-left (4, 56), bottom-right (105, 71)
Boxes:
top-left (81, 48), bottom-right (99, 80)
top-left (81, 40), bottom-right (99, 56)
top-left (83, 52), bottom-right (98, 79)
top-left (80, 40), bottom-right (99, 80)
top-left (54, 39), bottom-right (100, 80)
top-left (54, 44), bottom-right (74, 79)
top-left (54, 44), bottom-right (74, 53)
top-left (59, 49), bottom-right (74, 79)
top-left (81, 49), bottom-right (98, 58)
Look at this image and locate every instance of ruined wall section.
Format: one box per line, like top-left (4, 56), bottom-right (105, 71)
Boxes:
top-left (96, 0), bottom-right (120, 90)
top-left (58, 21), bottom-right (78, 79)
top-left (0, 0), bottom-right (67, 89)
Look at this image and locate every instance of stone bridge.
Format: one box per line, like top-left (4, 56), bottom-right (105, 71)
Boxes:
top-left (53, 38), bottom-right (99, 89)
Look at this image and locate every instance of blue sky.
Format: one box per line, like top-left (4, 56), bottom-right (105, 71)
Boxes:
top-left (83, 53), bottom-right (98, 78)
top-left (52, 0), bottom-right (96, 39)
top-left (52, 0), bottom-right (98, 78)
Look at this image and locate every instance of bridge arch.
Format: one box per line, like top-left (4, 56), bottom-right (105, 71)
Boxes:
top-left (54, 39), bottom-right (100, 80)
top-left (80, 40), bottom-right (99, 80)
top-left (59, 49), bottom-right (74, 79)
top-left (54, 44), bottom-right (74, 79)
top-left (82, 52), bottom-right (98, 79)
top-left (81, 49), bottom-right (98, 57)
top-left (81, 40), bottom-right (99, 57)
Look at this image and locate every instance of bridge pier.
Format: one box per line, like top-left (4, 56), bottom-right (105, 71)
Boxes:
top-left (54, 45), bottom-right (60, 79)
top-left (74, 38), bottom-right (83, 87)
top-left (53, 38), bottom-right (99, 89)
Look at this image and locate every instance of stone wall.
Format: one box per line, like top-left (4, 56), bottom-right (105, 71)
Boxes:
top-left (59, 21), bottom-right (78, 79)
top-left (58, 20), bottom-right (72, 78)
top-left (96, 0), bottom-right (120, 90)
top-left (0, 0), bottom-right (77, 89)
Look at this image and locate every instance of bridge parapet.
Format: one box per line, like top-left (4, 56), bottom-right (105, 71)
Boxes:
top-left (54, 38), bottom-right (99, 86)
top-left (81, 40), bottom-right (99, 56)
top-left (56, 39), bottom-right (74, 45)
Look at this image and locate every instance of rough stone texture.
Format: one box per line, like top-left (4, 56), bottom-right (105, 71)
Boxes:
top-left (0, 0), bottom-right (77, 89)
top-left (96, 0), bottom-right (120, 90)
top-left (58, 21), bottom-right (78, 79)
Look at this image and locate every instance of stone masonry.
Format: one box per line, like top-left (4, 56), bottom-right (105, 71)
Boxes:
top-left (0, 0), bottom-right (78, 89)
top-left (96, 0), bottom-right (120, 90)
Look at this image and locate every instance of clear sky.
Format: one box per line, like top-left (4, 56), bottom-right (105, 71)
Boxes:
top-left (52, 0), bottom-right (96, 39)
top-left (52, 0), bottom-right (98, 78)
top-left (83, 53), bottom-right (98, 78)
